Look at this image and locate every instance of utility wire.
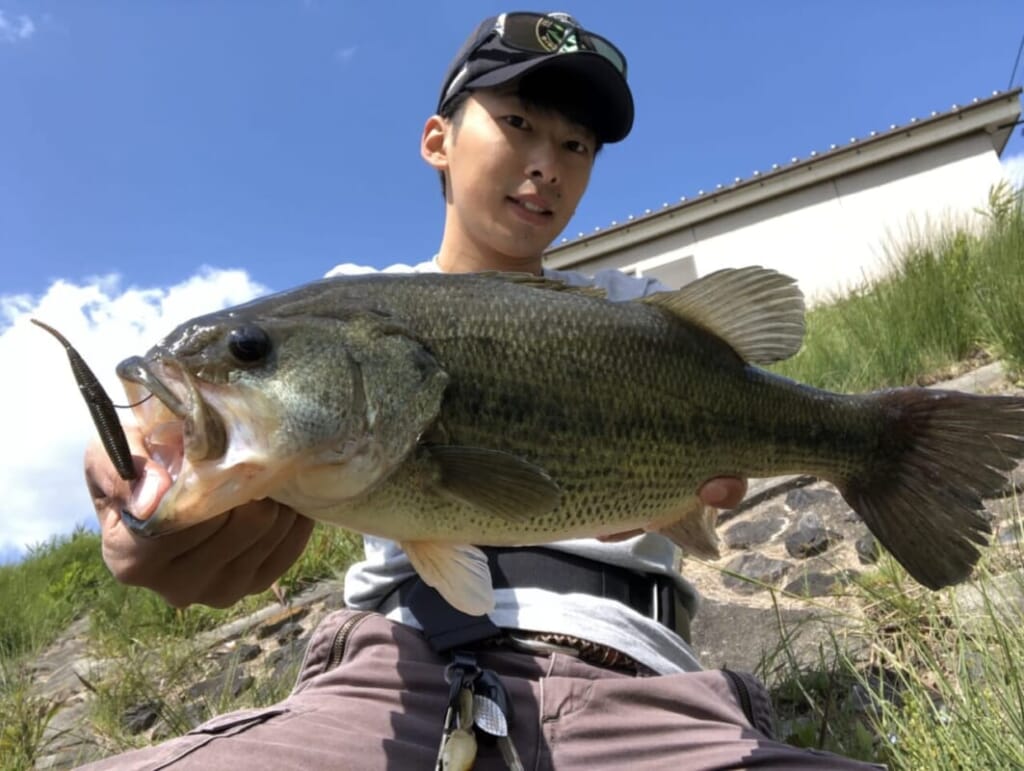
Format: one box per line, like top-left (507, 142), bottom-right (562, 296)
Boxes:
top-left (1009, 32), bottom-right (1024, 90)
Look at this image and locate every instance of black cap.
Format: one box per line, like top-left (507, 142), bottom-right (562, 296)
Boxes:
top-left (437, 12), bottom-right (634, 143)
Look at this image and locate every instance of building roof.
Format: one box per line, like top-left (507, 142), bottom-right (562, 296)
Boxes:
top-left (544, 88), bottom-right (1022, 270)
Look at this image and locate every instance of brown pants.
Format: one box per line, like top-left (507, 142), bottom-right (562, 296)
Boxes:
top-left (80, 609), bottom-right (885, 770)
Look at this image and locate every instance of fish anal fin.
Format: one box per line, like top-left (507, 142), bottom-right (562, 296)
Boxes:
top-left (427, 445), bottom-right (561, 523)
top-left (650, 499), bottom-right (721, 559)
top-left (401, 540), bottom-right (495, 616)
top-left (642, 266), bottom-right (805, 364)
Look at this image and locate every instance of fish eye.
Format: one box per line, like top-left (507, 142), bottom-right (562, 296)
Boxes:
top-left (227, 324), bottom-right (271, 364)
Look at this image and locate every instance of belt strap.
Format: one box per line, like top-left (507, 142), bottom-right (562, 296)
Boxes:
top-left (403, 578), bottom-right (502, 653)
top-left (378, 547), bottom-right (691, 652)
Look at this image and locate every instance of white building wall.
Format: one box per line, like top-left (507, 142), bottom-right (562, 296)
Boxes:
top-left (586, 134), bottom-right (1007, 303)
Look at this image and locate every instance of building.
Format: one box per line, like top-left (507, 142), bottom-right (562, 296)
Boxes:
top-left (543, 88), bottom-right (1022, 304)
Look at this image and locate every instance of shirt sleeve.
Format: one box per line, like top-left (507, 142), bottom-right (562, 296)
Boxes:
top-left (543, 266), bottom-right (672, 300)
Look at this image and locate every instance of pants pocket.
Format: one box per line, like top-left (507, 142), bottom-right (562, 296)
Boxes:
top-left (721, 668), bottom-right (776, 739)
top-left (145, 706), bottom-right (290, 769)
top-left (186, 705), bottom-right (289, 735)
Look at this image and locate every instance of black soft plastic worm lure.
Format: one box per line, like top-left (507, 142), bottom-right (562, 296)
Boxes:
top-left (32, 319), bottom-right (138, 481)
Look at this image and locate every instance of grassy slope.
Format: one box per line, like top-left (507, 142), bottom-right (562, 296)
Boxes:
top-left (2, 187), bottom-right (1022, 768)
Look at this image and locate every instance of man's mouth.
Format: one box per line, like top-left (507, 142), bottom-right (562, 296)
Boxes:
top-left (508, 196), bottom-right (552, 216)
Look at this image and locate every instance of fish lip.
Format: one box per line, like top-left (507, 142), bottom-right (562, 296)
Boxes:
top-left (114, 355), bottom-right (229, 536)
top-left (120, 507), bottom-right (161, 537)
top-left (116, 356), bottom-right (189, 419)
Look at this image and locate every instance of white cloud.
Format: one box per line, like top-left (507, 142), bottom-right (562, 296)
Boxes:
top-left (0, 10), bottom-right (35, 43)
top-left (334, 46), bottom-right (357, 64)
top-left (1002, 152), bottom-right (1024, 191)
top-left (0, 268), bottom-right (267, 560)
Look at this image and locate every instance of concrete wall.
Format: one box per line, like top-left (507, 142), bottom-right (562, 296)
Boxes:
top-left (574, 133), bottom-right (1007, 303)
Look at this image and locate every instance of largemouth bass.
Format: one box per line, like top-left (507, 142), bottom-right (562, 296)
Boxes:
top-left (115, 268), bottom-right (1024, 615)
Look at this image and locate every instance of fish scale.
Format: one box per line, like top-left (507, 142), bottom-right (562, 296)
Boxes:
top-left (115, 268), bottom-right (1024, 615)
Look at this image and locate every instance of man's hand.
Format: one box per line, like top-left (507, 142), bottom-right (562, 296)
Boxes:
top-left (696, 476), bottom-right (747, 510)
top-left (86, 427), bottom-right (314, 609)
top-left (598, 476), bottom-right (747, 542)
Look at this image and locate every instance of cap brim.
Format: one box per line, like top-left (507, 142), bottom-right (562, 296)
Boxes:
top-left (463, 52), bottom-right (633, 143)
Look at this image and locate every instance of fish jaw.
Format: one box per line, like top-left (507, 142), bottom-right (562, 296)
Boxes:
top-left (116, 358), bottom-right (289, 535)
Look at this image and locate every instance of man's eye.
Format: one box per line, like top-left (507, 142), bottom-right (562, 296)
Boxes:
top-left (565, 140), bottom-right (590, 155)
top-left (503, 115), bottom-right (530, 130)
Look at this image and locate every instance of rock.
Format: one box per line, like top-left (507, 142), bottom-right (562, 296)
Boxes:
top-left (843, 667), bottom-right (906, 716)
top-left (785, 487), bottom-right (835, 510)
top-left (37, 697), bottom-right (100, 765)
top-left (723, 510), bottom-right (788, 549)
top-left (122, 699), bottom-right (162, 734)
top-left (234, 642), bottom-right (263, 663)
top-left (256, 606), bottom-right (311, 639)
top-left (186, 669), bottom-right (254, 702)
top-left (212, 640), bottom-right (263, 664)
top-left (784, 514), bottom-right (843, 559)
top-left (276, 621), bottom-right (305, 646)
top-left (952, 569), bottom-right (1024, 622)
top-left (690, 600), bottom-right (855, 673)
top-left (151, 702), bottom-right (208, 741)
top-left (722, 553), bottom-right (793, 593)
top-left (784, 571), bottom-right (839, 598)
top-left (269, 636), bottom-right (310, 682)
top-left (855, 534), bottom-right (880, 564)
top-left (787, 486), bottom-right (857, 524)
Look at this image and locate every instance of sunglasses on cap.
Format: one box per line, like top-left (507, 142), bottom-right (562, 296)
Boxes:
top-left (496, 12), bottom-right (627, 75)
top-left (441, 12), bottom-right (628, 105)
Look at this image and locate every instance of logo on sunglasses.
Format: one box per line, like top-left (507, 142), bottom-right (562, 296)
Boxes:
top-left (535, 16), bottom-right (581, 54)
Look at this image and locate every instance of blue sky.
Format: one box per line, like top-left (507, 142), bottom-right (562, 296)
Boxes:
top-left (1, 1), bottom-right (1023, 561)
top-left (4, 1), bottom-right (1023, 297)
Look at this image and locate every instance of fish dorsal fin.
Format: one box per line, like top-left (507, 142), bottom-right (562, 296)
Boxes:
top-left (401, 540), bottom-right (495, 615)
top-left (426, 445), bottom-right (561, 522)
top-left (641, 266), bottom-right (805, 364)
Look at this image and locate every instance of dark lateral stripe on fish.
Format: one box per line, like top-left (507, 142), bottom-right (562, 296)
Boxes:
top-left (32, 319), bottom-right (138, 481)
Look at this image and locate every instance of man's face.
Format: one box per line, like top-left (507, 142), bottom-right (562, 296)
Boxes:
top-left (440, 88), bottom-right (596, 264)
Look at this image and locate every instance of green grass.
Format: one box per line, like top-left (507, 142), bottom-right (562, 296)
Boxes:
top-left (0, 527), bottom-right (109, 663)
top-left (0, 524), bottom-right (362, 767)
top-left (2, 187), bottom-right (1023, 768)
top-left (771, 183), bottom-right (1024, 391)
top-left (0, 660), bottom-right (66, 771)
top-left (759, 531), bottom-right (1024, 770)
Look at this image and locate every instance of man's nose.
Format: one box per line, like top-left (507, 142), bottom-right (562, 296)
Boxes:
top-left (526, 145), bottom-right (560, 185)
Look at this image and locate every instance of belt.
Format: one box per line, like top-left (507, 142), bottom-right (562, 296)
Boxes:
top-left (376, 546), bottom-right (692, 653)
top-left (479, 630), bottom-right (653, 674)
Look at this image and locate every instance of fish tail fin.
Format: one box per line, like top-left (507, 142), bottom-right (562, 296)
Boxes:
top-left (837, 389), bottom-right (1024, 589)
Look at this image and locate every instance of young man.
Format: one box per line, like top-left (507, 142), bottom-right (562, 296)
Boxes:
top-left (81, 12), bottom-right (884, 770)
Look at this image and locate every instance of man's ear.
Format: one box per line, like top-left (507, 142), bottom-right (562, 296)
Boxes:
top-left (421, 115), bottom-right (449, 173)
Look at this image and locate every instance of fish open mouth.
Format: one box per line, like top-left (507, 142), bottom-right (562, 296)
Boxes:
top-left (115, 356), bottom-right (228, 535)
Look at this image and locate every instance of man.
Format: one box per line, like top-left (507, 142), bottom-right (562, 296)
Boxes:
top-left (82, 11), bottom-right (883, 769)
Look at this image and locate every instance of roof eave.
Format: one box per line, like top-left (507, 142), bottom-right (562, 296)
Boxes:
top-left (545, 88), bottom-right (1022, 270)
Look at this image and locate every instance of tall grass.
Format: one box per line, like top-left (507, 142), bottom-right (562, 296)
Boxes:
top-left (1, 188), bottom-right (1022, 767)
top-left (974, 189), bottom-right (1024, 377)
top-left (772, 184), bottom-right (1023, 391)
top-left (763, 533), bottom-right (1024, 769)
top-left (0, 527), bottom-right (110, 661)
top-left (0, 523), bottom-right (362, 765)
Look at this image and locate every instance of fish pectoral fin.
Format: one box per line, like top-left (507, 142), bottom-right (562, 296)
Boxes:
top-left (401, 540), bottom-right (495, 616)
top-left (426, 445), bottom-right (561, 522)
top-left (641, 266), bottom-right (805, 365)
top-left (651, 499), bottom-right (722, 559)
